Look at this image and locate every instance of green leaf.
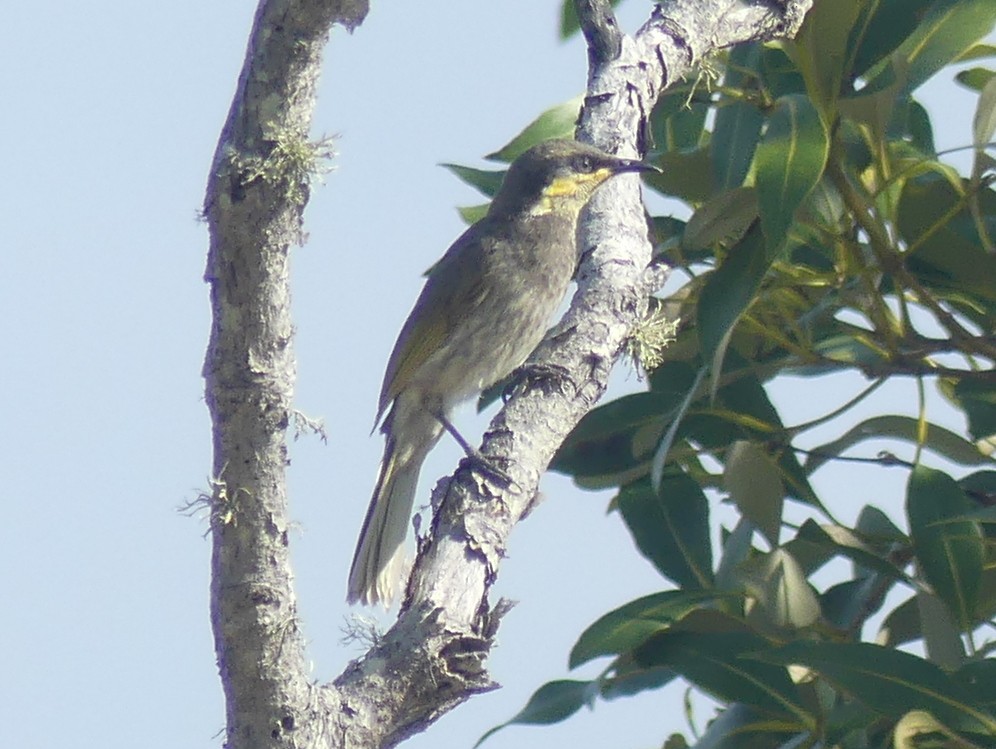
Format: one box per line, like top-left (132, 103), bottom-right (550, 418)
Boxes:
top-left (855, 504), bottom-right (908, 544)
top-left (759, 641), bottom-right (996, 733)
top-left (644, 146), bottom-right (715, 202)
top-left (636, 629), bottom-right (811, 724)
top-left (916, 589), bottom-right (966, 671)
top-left (692, 704), bottom-right (789, 749)
top-left (697, 222), bottom-right (769, 363)
top-left (486, 96), bottom-right (583, 162)
top-left (958, 66), bottom-right (996, 93)
top-left (754, 94), bottom-right (829, 253)
top-left (907, 99), bottom-right (935, 154)
top-left (907, 465), bottom-right (984, 628)
top-left (456, 203), bottom-right (489, 224)
top-left (975, 75), bottom-right (996, 158)
top-left (838, 70), bottom-right (905, 151)
top-left (892, 710), bottom-right (959, 749)
top-left (947, 379), bottom-right (996, 443)
top-left (759, 45), bottom-right (808, 99)
top-left (683, 187), bottom-right (759, 251)
top-left (959, 470), bottom-right (996, 507)
top-left (552, 386), bottom-right (689, 483)
top-left (792, 0), bottom-right (863, 117)
top-left (803, 415), bottom-right (992, 474)
top-left (723, 441), bottom-right (784, 545)
top-left (898, 174), bottom-right (996, 305)
top-left (651, 87), bottom-right (709, 153)
top-left (716, 517), bottom-right (757, 590)
top-left (616, 474), bottom-right (714, 589)
top-left (865, 0), bottom-right (996, 96)
top-left (955, 42), bottom-right (996, 64)
top-left (475, 679), bottom-right (593, 747)
top-left (736, 548), bottom-right (821, 630)
top-left (569, 590), bottom-right (726, 668)
top-left (439, 163), bottom-right (506, 197)
top-left (820, 576), bottom-right (887, 631)
top-left (599, 664), bottom-right (677, 701)
top-left (846, 0), bottom-right (935, 80)
top-left (953, 660), bottom-right (996, 713)
top-left (712, 44), bottom-right (765, 189)
top-left (795, 519), bottom-right (911, 585)
top-left (877, 595), bottom-right (922, 648)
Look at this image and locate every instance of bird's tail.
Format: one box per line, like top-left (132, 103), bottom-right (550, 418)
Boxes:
top-left (347, 409), bottom-right (440, 606)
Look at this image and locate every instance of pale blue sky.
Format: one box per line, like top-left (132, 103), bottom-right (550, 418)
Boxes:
top-left (1, 2), bottom-right (990, 748)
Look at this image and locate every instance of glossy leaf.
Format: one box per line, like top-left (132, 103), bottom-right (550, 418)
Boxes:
top-left (712, 44), bottom-right (764, 189)
top-left (598, 664), bottom-right (676, 701)
top-left (793, 0), bottom-right (862, 117)
top-left (953, 660), bottom-right (996, 712)
top-left (553, 372), bottom-right (695, 481)
top-left (846, 0), bottom-right (933, 80)
top-left (716, 517), bottom-right (757, 591)
top-left (569, 590), bottom-right (725, 668)
top-left (877, 595), bottom-right (921, 648)
top-left (754, 94), bottom-right (829, 253)
top-left (617, 474), bottom-right (714, 589)
top-left (957, 66), bottom-right (996, 93)
top-left (440, 163), bottom-right (506, 197)
top-left (637, 630), bottom-right (811, 724)
top-left (697, 222), bottom-right (769, 363)
top-left (945, 378), bottom-right (996, 444)
top-left (475, 679), bottom-right (593, 747)
top-left (865, 0), bottom-right (996, 96)
top-left (907, 466), bottom-right (984, 628)
top-left (898, 174), bottom-right (996, 305)
top-left (973, 76), bottom-right (996, 150)
top-left (457, 203), bottom-right (489, 224)
top-left (803, 415), bottom-right (992, 475)
top-left (820, 576), bottom-right (885, 631)
top-left (724, 441), bottom-right (784, 545)
top-left (684, 187), bottom-right (759, 252)
top-left (737, 548), bottom-right (821, 630)
top-left (486, 96), bottom-right (583, 162)
top-left (652, 87), bottom-right (709, 153)
top-left (855, 504), bottom-right (907, 545)
top-left (645, 147), bottom-right (714, 203)
top-left (760, 642), bottom-right (996, 733)
top-left (892, 710), bottom-right (957, 749)
top-left (759, 46), bottom-right (807, 99)
top-left (795, 519), bottom-right (911, 585)
top-left (692, 704), bottom-right (793, 749)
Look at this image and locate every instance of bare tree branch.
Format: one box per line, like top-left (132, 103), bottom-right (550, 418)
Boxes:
top-left (203, 1), bottom-right (813, 748)
top-left (203, 1), bottom-right (367, 747)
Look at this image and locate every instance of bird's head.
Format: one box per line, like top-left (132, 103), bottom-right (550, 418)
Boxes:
top-left (489, 139), bottom-right (656, 219)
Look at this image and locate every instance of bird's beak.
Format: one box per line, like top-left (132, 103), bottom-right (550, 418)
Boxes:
top-left (612, 158), bottom-right (661, 175)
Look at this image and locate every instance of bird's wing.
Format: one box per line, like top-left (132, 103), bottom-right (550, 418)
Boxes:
top-left (375, 223), bottom-right (493, 425)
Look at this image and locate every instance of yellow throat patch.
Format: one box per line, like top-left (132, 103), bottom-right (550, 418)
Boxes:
top-left (531, 167), bottom-right (615, 216)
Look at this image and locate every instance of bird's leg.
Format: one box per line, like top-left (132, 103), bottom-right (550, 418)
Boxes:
top-left (434, 411), bottom-right (513, 486)
top-left (436, 411), bottom-right (477, 457)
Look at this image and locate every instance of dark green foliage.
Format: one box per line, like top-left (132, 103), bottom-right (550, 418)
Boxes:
top-left (477, 2), bottom-right (996, 746)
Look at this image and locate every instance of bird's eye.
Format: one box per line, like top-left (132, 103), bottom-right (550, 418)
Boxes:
top-left (578, 156), bottom-right (594, 173)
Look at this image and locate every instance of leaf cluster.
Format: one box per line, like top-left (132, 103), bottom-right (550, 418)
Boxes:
top-left (470, 1), bottom-right (996, 747)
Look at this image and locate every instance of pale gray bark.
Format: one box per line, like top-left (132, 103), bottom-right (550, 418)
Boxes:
top-left (202, 1), bottom-right (813, 748)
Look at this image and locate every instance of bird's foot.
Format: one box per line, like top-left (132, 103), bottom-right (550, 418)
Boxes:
top-left (459, 450), bottom-right (514, 488)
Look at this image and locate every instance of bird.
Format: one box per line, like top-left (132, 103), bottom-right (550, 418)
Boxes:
top-left (347, 138), bottom-right (654, 606)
